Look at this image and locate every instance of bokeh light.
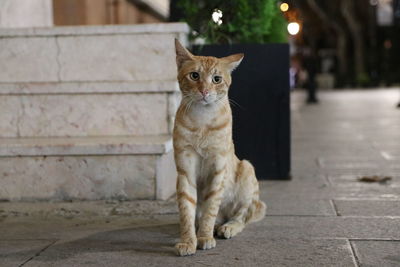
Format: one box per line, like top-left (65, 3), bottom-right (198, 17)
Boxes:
top-left (287, 22), bottom-right (300, 35)
top-left (212, 9), bottom-right (223, 25)
top-left (280, 2), bottom-right (289, 12)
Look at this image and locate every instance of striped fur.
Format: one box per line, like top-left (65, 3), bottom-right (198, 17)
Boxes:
top-left (173, 40), bottom-right (266, 256)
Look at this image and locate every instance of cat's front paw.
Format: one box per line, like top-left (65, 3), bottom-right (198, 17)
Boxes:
top-left (175, 242), bottom-right (196, 256)
top-left (197, 237), bottom-right (216, 250)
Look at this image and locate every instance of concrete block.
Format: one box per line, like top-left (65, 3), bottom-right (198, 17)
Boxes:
top-left (0, 93), bottom-right (169, 137)
top-left (352, 241), bottom-right (400, 267)
top-left (0, 136), bottom-right (176, 201)
top-left (0, 155), bottom-right (157, 201)
top-left (0, 23), bottom-right (188, 83)
top-left (0, 96), bottom-right (20, 137)
top-left (351, 240), bottom-right (400, 267)
top-left (57, 34), bottom-right (178, 82)
top-left (265, 198), bottom-right (336, 216)
top-left (334, 200), bottom-right (400, 216)
top-left (0, 37), bottom-right (58, 82)
top-left (0, 0), bottom-right (53, 28)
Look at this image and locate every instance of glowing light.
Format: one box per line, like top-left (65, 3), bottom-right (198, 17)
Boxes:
top-left (212, 9), bottom-right (223, 25)
top-left (280, 2), bottom-right (289, 12)
top-left (287, 22), bottom-right (300, 35)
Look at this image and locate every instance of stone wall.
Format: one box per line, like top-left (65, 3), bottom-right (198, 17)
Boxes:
top-left (0, 0), bottom-right (53, 28)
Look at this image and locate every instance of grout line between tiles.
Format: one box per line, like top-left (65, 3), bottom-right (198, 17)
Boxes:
top-left (19, 239), bottom-right (58, 267)
top-left (347, 239), bottom-right (360, 267)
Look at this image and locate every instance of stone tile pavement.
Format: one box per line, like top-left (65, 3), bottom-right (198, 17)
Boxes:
top-left (1, 89), bottom-right (400, 266)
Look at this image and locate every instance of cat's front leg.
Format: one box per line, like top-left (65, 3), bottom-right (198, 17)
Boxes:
top-left (175, 147), bottom-right (200, 256)
top-left (197, 156), bottom-right (226, 250)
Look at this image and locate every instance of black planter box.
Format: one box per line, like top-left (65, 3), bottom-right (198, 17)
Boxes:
top-left (193, 44), bottom-right (291, 180)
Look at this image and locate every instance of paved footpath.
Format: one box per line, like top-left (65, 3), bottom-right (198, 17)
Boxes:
top-left (1, 89), bottom-right (400, 266)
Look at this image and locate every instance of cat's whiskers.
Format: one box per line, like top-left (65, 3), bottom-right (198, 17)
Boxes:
top-left (228, 98), bottom-right (244, 110)
top-left (215, 95), bottom-right (229, 113)
top-left (185, 100), bottom-right (193, 116)
top-left (229, 98), bottom-right (241, 108)
top-left (183, 95), bottom-right (195, 116)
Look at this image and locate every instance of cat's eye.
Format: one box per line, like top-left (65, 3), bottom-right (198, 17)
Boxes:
top-left (212, 75), bottom-right (222, 84)
top-left (189, 72), bottom-right (200, 81)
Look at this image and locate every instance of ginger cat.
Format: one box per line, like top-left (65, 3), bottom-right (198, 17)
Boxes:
top-left (173, 39), bottom-right (266, 256)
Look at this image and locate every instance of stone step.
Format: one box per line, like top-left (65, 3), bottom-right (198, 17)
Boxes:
top-left (0, 135), bottom-right (177, 201)
top-left (0, 23), bottom-right (188, 83)
top-left (0, 86), bottom-right (181, 138)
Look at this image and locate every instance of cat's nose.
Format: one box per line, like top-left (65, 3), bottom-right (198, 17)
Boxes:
top-left (200, 90), bottom-right (209, 97)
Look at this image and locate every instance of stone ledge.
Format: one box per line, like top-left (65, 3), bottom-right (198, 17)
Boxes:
top-left (0, 138), bottom-right (177, 201)
top-left (0, 93), bottom-right (171, 137)
top-left (0, 135), bottom-right (173, 157)
top-left (0, 81), bottom-right (180, 95)
top-left (0, 24), bottom-right (188, 83)
top-left (0, 199), bottom-right (178, 218)
top-left (0, 23), bottom-right (189, 37)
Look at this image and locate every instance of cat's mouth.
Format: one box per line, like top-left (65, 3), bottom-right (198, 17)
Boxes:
top-left (199, 98), bottom-right (212, 105)
top-left (197, 95), bottom-right (217, 105)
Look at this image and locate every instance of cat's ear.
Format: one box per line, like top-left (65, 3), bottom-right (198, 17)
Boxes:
top-left (221, 53), bottom-right (244, 73)
top-left (175, 39), bottom-right (193, 69)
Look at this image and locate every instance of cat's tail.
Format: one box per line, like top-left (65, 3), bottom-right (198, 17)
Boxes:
top-left (246, 199), bottom-right (267, 224)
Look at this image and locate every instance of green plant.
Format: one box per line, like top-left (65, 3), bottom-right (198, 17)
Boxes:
top-left (177, 0), bottom-right (288, 44)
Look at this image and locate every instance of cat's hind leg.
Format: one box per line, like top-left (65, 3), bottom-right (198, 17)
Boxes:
top-left (217, 160), bottom-right (266, 239)
top-left (218, 198), bottom-right (267, 239)
top-left (217, 204), bottom-right (249, 239)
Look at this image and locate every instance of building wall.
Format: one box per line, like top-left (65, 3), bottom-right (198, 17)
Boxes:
top-left (53, 0), bottom-right (165, 26)
top-left (0, 0), bottom-right (53, 28)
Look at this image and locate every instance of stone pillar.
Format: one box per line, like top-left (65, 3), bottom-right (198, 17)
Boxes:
top-left (0, 0), bottom-right (53, 28)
